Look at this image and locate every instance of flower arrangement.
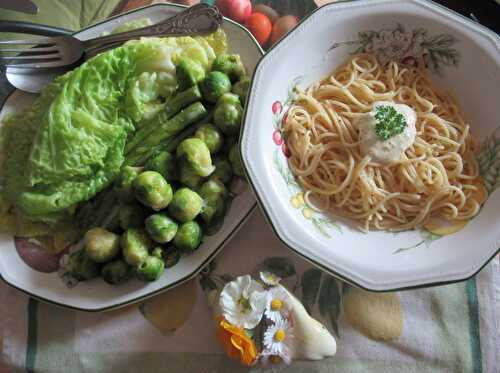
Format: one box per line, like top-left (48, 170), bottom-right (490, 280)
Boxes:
top-left (210, 272), bottom-right (337, 366)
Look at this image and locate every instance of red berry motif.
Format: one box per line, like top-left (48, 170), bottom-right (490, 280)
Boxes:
top-left (401, 56), bottom-right (417, 67)
top-left (272, 129), bottom-right (283, 145)
top-left (423, 53), bottom-right (430, 68)
top-left (272, 101), bottom-right (282, 114)
top-left (281, 142), bottom-right (291, 158)
top-left (281, 111), bottom-right (288, 127)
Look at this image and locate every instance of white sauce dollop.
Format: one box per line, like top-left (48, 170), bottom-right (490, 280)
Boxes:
top-left (357, 101), bottom-right (417, 164)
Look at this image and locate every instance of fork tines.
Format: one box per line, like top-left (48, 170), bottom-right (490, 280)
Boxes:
top-left (0, 37), bottom-right (60, 67)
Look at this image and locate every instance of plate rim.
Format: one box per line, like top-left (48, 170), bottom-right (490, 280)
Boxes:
top-left (0, 2), bottom-right (262, 312)
top-left (239, 0), bottom-right (500, 292)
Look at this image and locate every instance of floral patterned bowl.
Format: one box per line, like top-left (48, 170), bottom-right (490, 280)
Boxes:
top-left (240, 0), bottom-right (500, 291)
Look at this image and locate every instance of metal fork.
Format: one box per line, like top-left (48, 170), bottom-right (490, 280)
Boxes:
top-left (0, 4), bottom-right (223, 69)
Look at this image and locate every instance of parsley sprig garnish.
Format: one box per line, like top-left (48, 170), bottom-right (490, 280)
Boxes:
top-left (374, 105), bottom-right (407, 141)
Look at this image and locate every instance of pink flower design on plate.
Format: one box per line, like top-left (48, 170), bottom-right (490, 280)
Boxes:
top-left (272, 129), bottom-right (284, 145)
top-left (282, 111), bottom-right (288, 127)
top-left (272, 101), bottom-right (283, 115)
top-left (281, 142), bottom-right (291, 158)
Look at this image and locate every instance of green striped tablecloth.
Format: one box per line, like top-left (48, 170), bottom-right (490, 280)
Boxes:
top-left (1, 210), bottom-right (499, 372)
top-left (1, 1), bottom-right (499, 372)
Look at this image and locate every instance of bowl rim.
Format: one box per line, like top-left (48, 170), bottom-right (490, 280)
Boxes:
top-left (239, 0), bottom-right (500, 292)
top-left (0, 2), bottom-right (263, 312)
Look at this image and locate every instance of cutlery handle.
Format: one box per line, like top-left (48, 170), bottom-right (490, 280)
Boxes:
top-left (82, 4), bottom-right (223, 50)
top-left (0, 20), bottom-right (72, 36)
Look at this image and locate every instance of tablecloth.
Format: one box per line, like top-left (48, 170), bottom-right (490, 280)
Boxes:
top-left (1, 1), bottom-right (499, 372)
top-left (1, 209), bottom-right (499, 373)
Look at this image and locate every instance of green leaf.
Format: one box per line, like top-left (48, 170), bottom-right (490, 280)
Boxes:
top-left (199, 276), bottom-right (217, 291)
top-left (393, 240), bottom-right (425, 254)
top-left (395, 23), bottom-right (406, 34)
top-left (301, 268), bottom-right (323, 313)
top-left (358, 30), bottom-right (377, 43)
top-left (421, 230), bottom-right (442, 247)
top-left (258, 257), bottom-right (296, 278)
top-left (478, 126), bottom-right (500, 194)
top-left (219, 274), bottom-right (234, 283)
top-left (318, 275), bottom-right (342, 336)
top-left (273, 149), bottom-right (298, 189)
top-left (311, 218), bottom-right (332, 238)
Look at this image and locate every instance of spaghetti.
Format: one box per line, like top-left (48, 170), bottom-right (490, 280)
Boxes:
top-left (283, 54), bottom-right (486, 232)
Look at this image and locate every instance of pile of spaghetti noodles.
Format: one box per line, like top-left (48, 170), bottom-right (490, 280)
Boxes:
top-left (283, 53), bottom-right (486, 232)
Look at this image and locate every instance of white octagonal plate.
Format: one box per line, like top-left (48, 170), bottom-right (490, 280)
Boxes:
top-left (0, 3), bottom-right (262, 311)
top-left (241, 0), bottom-right (500, 291)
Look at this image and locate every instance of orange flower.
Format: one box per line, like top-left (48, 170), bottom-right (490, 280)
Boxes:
top-left (216, 316), bottom-right (258, 366)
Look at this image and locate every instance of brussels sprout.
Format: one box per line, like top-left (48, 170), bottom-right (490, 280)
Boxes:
top-left (0, 194), bottom-right (10, 215)
top-left (173, 221), bottom-right (202, 251)
top-left (144, 150), bottom-right (177, 182)
top-left (212, 54), bottom-right (246, 82)
top-left (211, 157), bottom-right (233, 184)
top-left (168, 188), bottom-right (204, 222)
top-left (195, 124), bottom-right (224, 154)
top-left (121, 228), bottom-right (152, 266)
top-left (70, 250), bottom-right (100, 281)
top-left (145, 213), bottom-right (178, 244)
top-left (200, 178), bottom-right (228, 200)
top-left (84, 227), bottom-right (121, 263)
top-left (229, 144), bottom-right (245, 177)
top-left (115, 166), bottom-right (143, 203)
top-left (199, 179), bottom-right (228, 223)
top-left (214, 95), bottom-right (243, 136)
top-left (163, 249), bottom-right (181, 268)
top-left (178, 158), bottom-right (203, 189)
top-left (177, 57), bottom-right (205, 90)
top-left (217, 92), bottom-right (240, 106)
top-left (201, 71), bottom-right (231, 103)
top-left (222, 136), bottom-right (238, 154)
top-left (177, 138), bottom-right (215, 177)
top-left (119, 203), bottom-right (147, 230)
top-left (101, 259), bottom-right (133, 285)
top-left (136, 255), bottom-right (165, 281)
top-left (152, 247), bottom-right (163, 258)
top-left (133, 171), bottom-right (173, 211)
top-left (232, 77), bottom-right (250, 103)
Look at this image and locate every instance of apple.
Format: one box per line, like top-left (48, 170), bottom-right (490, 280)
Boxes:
top-left (216, 0), bottom-right (252, 23)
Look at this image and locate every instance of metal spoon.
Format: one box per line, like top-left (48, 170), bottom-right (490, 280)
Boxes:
top-left (4, 5), bottom-right (223, 93)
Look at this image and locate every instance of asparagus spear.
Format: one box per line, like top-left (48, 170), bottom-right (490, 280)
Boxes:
top-left (177, 57), bottom-right (206, 90)
top-left (130, 110), bottom-right (214, 167)
top-left (125, 86), bottom-right (203, 154)
top-left (125, 102), bottom-right (207, 166)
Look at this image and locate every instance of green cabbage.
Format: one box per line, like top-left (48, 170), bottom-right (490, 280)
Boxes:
top-left (110, 18), bottom-right (152, 34)
top-left (0, 32), bottom-right (225, 224)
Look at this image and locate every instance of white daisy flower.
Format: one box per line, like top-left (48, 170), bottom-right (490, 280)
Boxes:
top-left (259, 271), bottom-right (281, 286)
top-left (264, 286), bottom-right (291, 323)
top-left (260, 350), bottom-right (288, 366)
top-left (219, 275), bottom-right (267, 329)
top-left (262, 318), bottom-right (294, 365)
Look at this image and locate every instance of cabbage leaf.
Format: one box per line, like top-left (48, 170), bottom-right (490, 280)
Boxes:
top-left (0, 32), bottom-right (225, 224)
